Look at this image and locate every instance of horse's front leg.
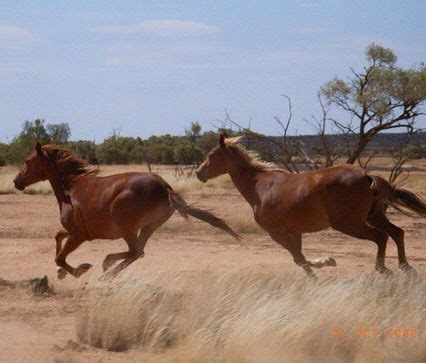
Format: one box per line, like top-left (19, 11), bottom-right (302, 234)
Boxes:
top-left (267, 229), bottom-right (317, 278)
top-left (55, 229), bottom-right (69, 279)
top-left (55, 234), bottom-right (92, 279)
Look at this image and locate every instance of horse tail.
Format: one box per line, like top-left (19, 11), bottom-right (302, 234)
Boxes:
top-left (167, 188), bottom-right (241, 240)
top-left (368, 175), bottom-right (426, 217)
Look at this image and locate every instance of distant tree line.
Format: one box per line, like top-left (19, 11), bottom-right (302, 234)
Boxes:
top-left (1, 118), bottom-right (425, 168)
top-left (0, 119), bottom-right (225, 166)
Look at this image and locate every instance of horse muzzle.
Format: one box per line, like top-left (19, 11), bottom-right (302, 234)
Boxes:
top-left (196, 170), bottom-right (208, 183)
top-left (13, 177), bottom-right (26, 191)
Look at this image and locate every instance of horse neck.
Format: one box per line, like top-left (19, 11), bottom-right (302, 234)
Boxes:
top-left (227, 157), bottom-right (261, 207)
top-left (47, 171), bottom-right (73, 209)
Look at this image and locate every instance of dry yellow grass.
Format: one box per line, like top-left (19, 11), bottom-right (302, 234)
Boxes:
top-left (0, 164), bottom-right (234, 195)
top-left (76, 270), bottom-right (425, 362)
top-left (2, 161), bottom-right (425, 196)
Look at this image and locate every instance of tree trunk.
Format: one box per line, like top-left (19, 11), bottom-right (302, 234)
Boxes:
top-left (346, 136), bottom-right (370, 164)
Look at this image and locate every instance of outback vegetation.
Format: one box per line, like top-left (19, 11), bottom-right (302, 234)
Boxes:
top-left (1, 45), bottom-right (425, 176)
top-left (77, 270), bottom-right (425, 361)
top-left (1, 43), bottom-right (425, 362)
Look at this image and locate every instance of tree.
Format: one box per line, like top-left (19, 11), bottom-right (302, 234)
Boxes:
top-left (47, 123), bottom-right (71, 143)
top-left (68, 140), bottom-right (98, 164)
top-left (184, 121), bottom-right (203, 165)
top-left (9, 119), bottom-right (49, 163)
top-left (321, 43), bottom-right (426, 164)
top-left (7, 119), bottom-right (71, 163)
top-left (96, 133), bottom-right (144, 164)
top-left (0, 143), bottom-right (8, 166)
top-left (224, 98), bottom-right (321, 173)
top-left (22, 119), bottom-right (50, 143)
top-left (174, 142), bottom-right (194, 164)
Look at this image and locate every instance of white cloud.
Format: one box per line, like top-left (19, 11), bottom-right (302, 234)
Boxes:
top-left (0, 25), bottom-right (33, 41)
top-left (92, 20), bottom-right (219, 36)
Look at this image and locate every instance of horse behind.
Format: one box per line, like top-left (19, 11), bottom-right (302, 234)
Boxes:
top-left (196, 134), bottom-right (426, 277)
top-left (14, 142), bottom-right (239, 279)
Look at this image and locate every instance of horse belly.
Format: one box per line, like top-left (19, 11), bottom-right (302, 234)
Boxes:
top-left (282, 204), bottom-right (330, 232)
top-left (258, 198), bottom-right (330, 233)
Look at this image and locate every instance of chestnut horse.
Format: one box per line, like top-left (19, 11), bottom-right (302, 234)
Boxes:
top-left (196, 134), bottom-right (426, 277)
top-left (14, 143), bottom-right (239, 279)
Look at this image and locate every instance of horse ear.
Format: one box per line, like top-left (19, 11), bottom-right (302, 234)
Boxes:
top-left (219, 133), bottom-right (226, 149)
top-left (36, 142), bottom-right (43, 156)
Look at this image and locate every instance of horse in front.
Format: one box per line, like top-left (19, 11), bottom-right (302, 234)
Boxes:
top-left (14, 142), bottom-right (239, 279)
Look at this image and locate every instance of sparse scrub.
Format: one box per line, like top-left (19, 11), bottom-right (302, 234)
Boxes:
top-left (77, 271), bottom-right (426, 362)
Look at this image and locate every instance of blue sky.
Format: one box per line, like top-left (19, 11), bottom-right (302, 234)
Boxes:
top-left (1, 0), bottom-right (425, 142)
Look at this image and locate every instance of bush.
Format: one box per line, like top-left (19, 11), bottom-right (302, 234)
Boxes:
top-left (404, 144), bottom-right (426, 159)
top-left (68, 140), bottom-right (99, 164)
top-left (96, 136), bottom-right (144, 164)
top-left (0, 143), bottom-right (8, 166)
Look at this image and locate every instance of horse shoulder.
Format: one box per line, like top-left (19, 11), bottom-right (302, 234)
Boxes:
top-left (59, 201), bottom-right (88, 240)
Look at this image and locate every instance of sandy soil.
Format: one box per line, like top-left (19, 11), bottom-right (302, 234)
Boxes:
top-left (0, 183), bottom-right (425, 362)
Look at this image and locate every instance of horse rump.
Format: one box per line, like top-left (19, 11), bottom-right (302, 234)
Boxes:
top-left (369, 175), bottom-right (426, 217)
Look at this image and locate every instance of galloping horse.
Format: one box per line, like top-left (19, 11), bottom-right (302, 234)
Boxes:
top-left (14, 142), bottom-right (239, 279)
top-left (196, 134), bottom-right (426, 277)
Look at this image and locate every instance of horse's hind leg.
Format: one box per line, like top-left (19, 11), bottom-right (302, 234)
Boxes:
top-left (102, 209), bottom-right (174, 279)
top-left (55, 236), bottom-right (90, 279)
top-left (102, 251), bottom-right (131, 272)
top-left (367, 211), bottom-right (415, 273)
top-left (331, 219), bottom-right (391, 274)
top-left (102, 226), bottom-right (155, 279)
top-left (102, 227), bottom-right (152, 273)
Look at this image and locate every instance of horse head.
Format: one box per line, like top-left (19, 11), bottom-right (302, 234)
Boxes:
top-left (196, 133), bottom-right (230, 182)
top-left (14, 142), bottom-right (52, 190)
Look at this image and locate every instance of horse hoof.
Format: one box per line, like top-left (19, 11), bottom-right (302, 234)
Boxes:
top-left (57, 267), bottom-right (67, 280)
top-left (307, 272), bottom-right (318, 280)
top-left (325, 257), bottom-right (337, 267)
top-left (376, 267), bottom-right (393, 276)
top-left (400, 264), bottom-right (417, 276)
top-left (75, 263), bottom-right (93, 278)
top-left (100, 270), bottom-right (115, 281)
top-left (102, 261), bottom-right (112, 272)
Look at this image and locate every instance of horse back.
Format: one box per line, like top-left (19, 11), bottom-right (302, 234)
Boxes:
top-left (255, 165), bottom-right (373, 233)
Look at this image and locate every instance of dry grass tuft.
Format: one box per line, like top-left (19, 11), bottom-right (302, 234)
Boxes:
top-left (76, 270), bottom-right (425, 361)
